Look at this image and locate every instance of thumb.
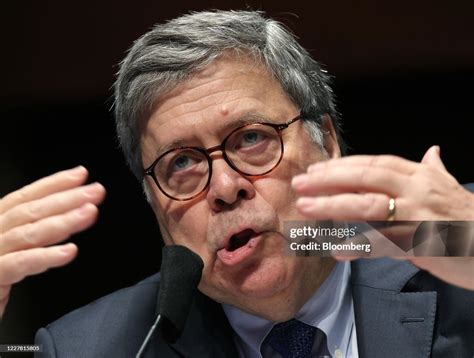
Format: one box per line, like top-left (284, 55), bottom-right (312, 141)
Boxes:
top-left (421, 145), bottom-right (446, 170)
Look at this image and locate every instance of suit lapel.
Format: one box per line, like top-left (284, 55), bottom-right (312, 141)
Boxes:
top-left (351, 258), bottom-right (437, 357)
top-left (164, 292), bottom-right (238, 357)
top-left (145, 258), bottom-right (439, 357)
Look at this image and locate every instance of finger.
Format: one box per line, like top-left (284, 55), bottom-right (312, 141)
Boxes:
top-left (292, 165), bottom-right (405, 197)
top-left (307, 155), bottom-right (418, 175)
top-left (0, 182), bottom-right (105, 233)
top-left (333, 256), bottom-right (358, 262)
top-left (0, 166), bottom-right (88, 215)
top-left (0, 243), bottom-right (78, 285)
top-left (296, 193), bottom-right (392, 220)
top-left (0, 284), bottom-right (11, 318)
top-left (0, 203), bottom-right (99, 256)
top-left (0, 285), bottom-right (11, 302)
top-left (421, 145), bottom-right (447, 171)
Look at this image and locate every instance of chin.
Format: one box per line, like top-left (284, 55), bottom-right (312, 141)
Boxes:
top-left (216, 255), bottom-right (299, 304)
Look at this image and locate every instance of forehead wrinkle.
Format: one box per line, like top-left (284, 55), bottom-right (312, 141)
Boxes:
top-left (175, 88), bottom-right (246, 119)
top-left (157, 68), bottom-right (263, 117)
top-left (142, 57), bottom-right (294, 167)
top-left (158, 77), bottom-right (231, 114)
top-left (154, 93), bottom-right (267, 131)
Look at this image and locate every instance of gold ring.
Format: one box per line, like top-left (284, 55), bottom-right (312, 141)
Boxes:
top-left (387, 198), bottom-right (396, 221)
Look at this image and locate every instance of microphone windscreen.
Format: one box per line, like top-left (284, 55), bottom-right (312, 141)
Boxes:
top-left (156, 245), bottom-right (204, 340)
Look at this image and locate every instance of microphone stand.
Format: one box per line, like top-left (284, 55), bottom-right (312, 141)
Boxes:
top-left (135, 314), bottom-right (163, 358)
top-left (134, 245), bottom-right (203, 358)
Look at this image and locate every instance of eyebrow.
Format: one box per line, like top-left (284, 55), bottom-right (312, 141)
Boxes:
top-left (153, 112), bottom-right (270, 157)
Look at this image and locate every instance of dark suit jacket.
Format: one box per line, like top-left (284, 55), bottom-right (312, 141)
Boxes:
top-left (35, 258), bottom-right (474, 357)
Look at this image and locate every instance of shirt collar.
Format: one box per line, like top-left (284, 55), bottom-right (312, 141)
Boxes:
top-left (223, 261), bottom-right (353, 358)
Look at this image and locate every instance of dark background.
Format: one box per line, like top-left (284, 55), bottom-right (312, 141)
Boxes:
top-left (1, 0), bottom-right (473, 353)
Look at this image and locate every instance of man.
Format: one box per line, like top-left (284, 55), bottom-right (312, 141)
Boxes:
top-left (0, 10), bottom-right (473, 357)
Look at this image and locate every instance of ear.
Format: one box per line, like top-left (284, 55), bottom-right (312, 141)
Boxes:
top-left (321, 114), bottom-right (341, 159)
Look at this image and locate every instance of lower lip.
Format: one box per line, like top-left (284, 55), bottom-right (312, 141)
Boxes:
top-left (216, 234), bottom-right (263, 266)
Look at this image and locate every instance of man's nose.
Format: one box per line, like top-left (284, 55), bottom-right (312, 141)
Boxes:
top-left (205, 157), bottom-right (255, 211)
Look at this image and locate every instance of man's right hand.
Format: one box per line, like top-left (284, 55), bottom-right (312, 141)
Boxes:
top-left (0, 166), bottom-right (106, 318)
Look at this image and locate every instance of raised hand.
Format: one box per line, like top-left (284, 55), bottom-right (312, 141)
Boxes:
top-left (0, 166), bottom-right (105, 317)
top-left (291, 146), bottom-right (474, 290)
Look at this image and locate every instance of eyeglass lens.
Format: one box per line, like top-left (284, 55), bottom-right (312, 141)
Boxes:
top-left (154, 124), bottom-right (282, 199)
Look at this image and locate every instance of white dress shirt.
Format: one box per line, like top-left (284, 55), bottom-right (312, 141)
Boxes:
top-left (222, 261), bottom-right (358, 357)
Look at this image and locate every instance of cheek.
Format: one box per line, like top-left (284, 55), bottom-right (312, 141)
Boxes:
top-left (158, 202), bottom-right (211, 252)
top-left (253, 177), bottom-right (299, 217)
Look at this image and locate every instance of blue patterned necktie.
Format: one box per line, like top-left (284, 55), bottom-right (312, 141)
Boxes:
top-left (262, 319), bottom-right (332, 358)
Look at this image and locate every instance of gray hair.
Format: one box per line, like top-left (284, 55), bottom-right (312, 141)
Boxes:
top-left (114, 10), bottom-right (344, 184)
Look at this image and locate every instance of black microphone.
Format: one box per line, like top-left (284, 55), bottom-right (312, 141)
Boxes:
top-left (136, 245), bottom-right (204, 358)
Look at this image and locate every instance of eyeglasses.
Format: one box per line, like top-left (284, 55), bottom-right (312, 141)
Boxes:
top-left (144, 114), bottom-right (301, 201)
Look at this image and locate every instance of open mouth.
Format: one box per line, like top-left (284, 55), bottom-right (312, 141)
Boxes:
top-left (227, 229), bottom-right (258, 251)
top-left (217, 228), bottom-right (265, 266)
